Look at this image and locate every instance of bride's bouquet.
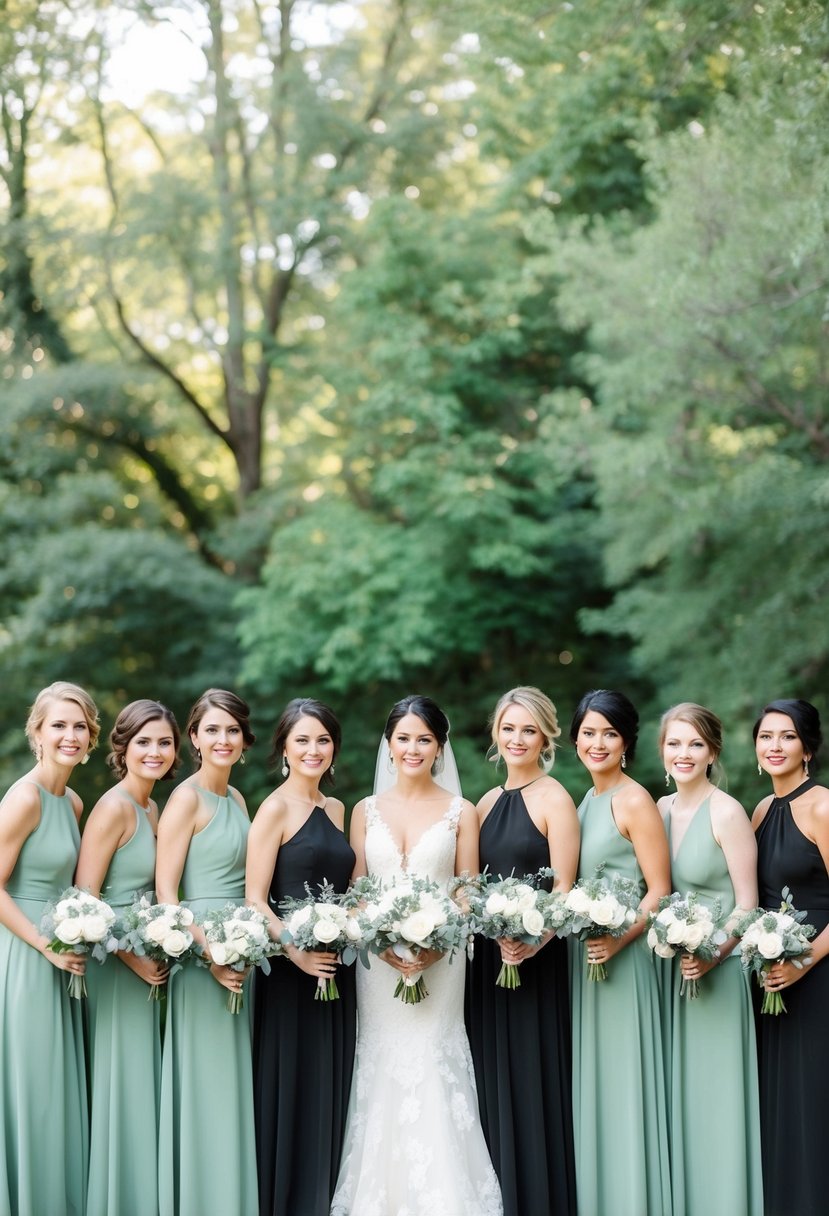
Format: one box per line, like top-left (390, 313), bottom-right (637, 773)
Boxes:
top-left (354, 875), bottom-right (466, 1004)
top-left (200, 903), bottom-right (277, 1013)
top-left (280, 881), bottom-right (364, 1001)
top-left (646, 892), bottom-right (728, 998)
top-left (40, 886), bottom-right (119, 998)
top-left (564, 864), bottom-right (641, 981)
top-left (736, 887), bottom-right (815, 1015)
top-left (466, 869), bottom-right (571, 990)
top-left (117, 895), bottom-right (199, 1000)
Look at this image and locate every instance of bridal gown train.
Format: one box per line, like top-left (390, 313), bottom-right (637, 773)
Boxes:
top-left (331, 796), bottom-right (503, 1216)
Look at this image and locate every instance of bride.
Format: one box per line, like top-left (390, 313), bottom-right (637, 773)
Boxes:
top-left (331, 695), bottom-right (503, 1216)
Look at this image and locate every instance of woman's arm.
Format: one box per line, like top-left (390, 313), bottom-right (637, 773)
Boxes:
top-left (0, 784), bottom-right (86, 974)
top-left (77, 793), bottom-right (168, 987)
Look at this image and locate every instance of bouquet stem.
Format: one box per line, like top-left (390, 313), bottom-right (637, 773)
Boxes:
top-left (760, 988), bottom-right (787, 1015)
top-left (587, 960), bottom-right (608, 982)
top-left (147, 983), bottom-right (167, 1003)
top-left (226, 989), bottom-right (244, 1015)
top-left (496, 961), bottom-right (522, 990)
top-left (67, 973), bottom-right (87, 1000)
top-left (394, 974), bottom-right (428, 1004)
top-left (679, 976), bottom-right (700, 1000)
top-left (316, 976), bottom-right (340, 1002)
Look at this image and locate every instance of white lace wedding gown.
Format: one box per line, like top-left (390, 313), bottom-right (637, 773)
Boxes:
top-left (331, 796), bottom-right (503, 1216)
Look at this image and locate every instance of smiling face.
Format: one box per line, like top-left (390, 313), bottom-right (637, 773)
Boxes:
top-left (755, 712), bottom-right (809, 782)
top-left (575, 710), bottom-right (626, 776)
top-left (36, 698), bottom-right (91, 770)
top-left (191, 707), bottom-right (245, 770)
top-left (388, 713), bottom-right (441, 777)
top-left (283, 714), bottom-right (335, 780)
top-left (497, 703), bottom-right (546, 772)
top-left (124, 718), bottom-right (177, 783)
top-left (662, 718), bottom-right (715, 787)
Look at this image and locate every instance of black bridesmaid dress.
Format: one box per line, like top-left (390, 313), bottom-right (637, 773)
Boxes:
top-left (252, 805), bottom-right (356, 1216)
top-left (756, 777), bottom-right (829, 1216)
top-left (465, 785), bottom-right (577, 1216)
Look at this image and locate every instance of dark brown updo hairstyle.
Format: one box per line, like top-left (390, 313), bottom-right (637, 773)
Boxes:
top-left (107, 700), bottom-right (181, 781)
top-left (268, 698), bottom-right (342, 787)
top-left (383, 694), bottom-right (450, 749)
top-left (569, 688), bottom-right (640, 764)
top-left (752, 698), bottom-right (822, 774)
top-left (184, 688), bottom-right (256, 765)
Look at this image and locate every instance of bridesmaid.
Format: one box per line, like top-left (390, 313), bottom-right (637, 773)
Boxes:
top-left (0, 681), bottom-right (97, 1216)
top-left (76, 699), bottom-right (180, 1216)
top-left (156, 688), bottom-right (258, 1216)
top-left (568, 689), bottom-right (671, 1216)
top-left (466, 686), bottom-right (579, 1216)
top-left (656, 702), bottom-right (762, 1216)
top-left (752, 698), bottom-right (829, 1216)
top-left (247, 698), bottom-right (356, 1216)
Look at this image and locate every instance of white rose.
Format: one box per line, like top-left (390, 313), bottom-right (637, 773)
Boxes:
top-left (230, 934), bottom-right (250, 957)
top-left (565, 888), bottom-right (592, 916)
top-left (666, 920), bottom-right (687, 945)
top-left (521, 908), bottom-right (545, 937)
top-left (502, 898), bottom-right (520, 917)
top-left (210, 942), bottom-right (229, 965)
top-left (344, 917), bottom-right (363, 942)
top-left (776, 913), bottom-right (795, 931)
top-left (55, 898), bottom-right (77, 919)
top-left (287, 906), bottom-right (313, 934)
top-left (590, 897), bottom-right (622, 928)
top-left (513, 884), bottom-right (536, 911)
top-left (658, 906), bottom-right (678, 926)
top-left (145, 919), bottom-right (173, 945)
top-left (245, 921), bottom-right (268, 944)
top-left (399, 911), bottom-right (437, 946)
top-left (162, 929), bottom-right (191, 957)
top-left (81, 914), bottom-right (110, 943)
top-left (55, 919), bottom-right (83, 945)
top-left (485, 892), bottom-right (508, 916)
top-left (682, 923), bottom-right (707, 952)
top-left (757, 931), bottom-right (784, 960)
top-left (419, 895), bottom-right (447, 925)
top-left (177, 907), bottom-right (195, 927)
top-left (313, 919), bottom-right (341, 945)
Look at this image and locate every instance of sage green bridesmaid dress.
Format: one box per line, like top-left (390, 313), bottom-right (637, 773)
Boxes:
top-left (667, 796), bottom-right (762, 1216)
top-left (85, 794), bottom-right (161, 1216)
top-left (570, 786), bottom-right (671, 1216)
top-left (0, 782), bottom-right (87, 1216)
top-left (158, 787), bottom-right (257, 1216)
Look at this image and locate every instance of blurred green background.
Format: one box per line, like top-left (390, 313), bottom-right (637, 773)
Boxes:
top-left (2, 0), bottom-right (827, 814)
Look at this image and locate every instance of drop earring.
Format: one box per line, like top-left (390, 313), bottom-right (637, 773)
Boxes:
top-left (757, 764), bottom-right (762, 776)
top-left (621, 752), bottom-right (627, 770)
top-left (664, 771), bottom-right (670, 787)
top-left (804, 759), bottom-right (810, 777)
top-left (387, 752), bottom-right (395, 772)
top-left (329, 764), bottom-right (335, 778)
top-left (281, 757), bottom-right (289, 778)
top-left (240, 752), bottom-right (246, 766)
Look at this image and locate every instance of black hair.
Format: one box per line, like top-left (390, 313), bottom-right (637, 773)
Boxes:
top-left (268, 698), bottom-right (342, 787)
top-left (383, 695), bottom-right (450, 748)
top-left (569, 689), bottom-right (640, 764)
top-left (752, 698), bottom-right (822, 773)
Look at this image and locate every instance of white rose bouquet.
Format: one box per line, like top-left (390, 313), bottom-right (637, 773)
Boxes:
top-left (467, 869), bottom-right (569, 990)
top-left (40, 886), bottom-right (119, 999)
top-left (646, 892), bottom-right (728, 998)
top-left (279, 881), bottom-right (363, 1001)
top-left (356, 875), bottom-right (466, 1004)
top-left (736, 887), bottom-right (815, 1015)
top-left (117, 895), bottom-right (199, 1000)
top-left (200, 903), bottom-right (277, 1013)
top-left (564, 864), bottom-right (641, 981)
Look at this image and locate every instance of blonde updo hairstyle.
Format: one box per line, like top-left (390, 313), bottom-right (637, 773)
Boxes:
top-left (658, 701), bottom-right (723, 783)
top-left (488, 686), bottom-right (561, 773)
top-left (25, 681), bottom-right (101, 757)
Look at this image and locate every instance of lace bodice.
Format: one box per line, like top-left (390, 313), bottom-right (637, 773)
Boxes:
top-left (363, 794), bottom-right (463, 887)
